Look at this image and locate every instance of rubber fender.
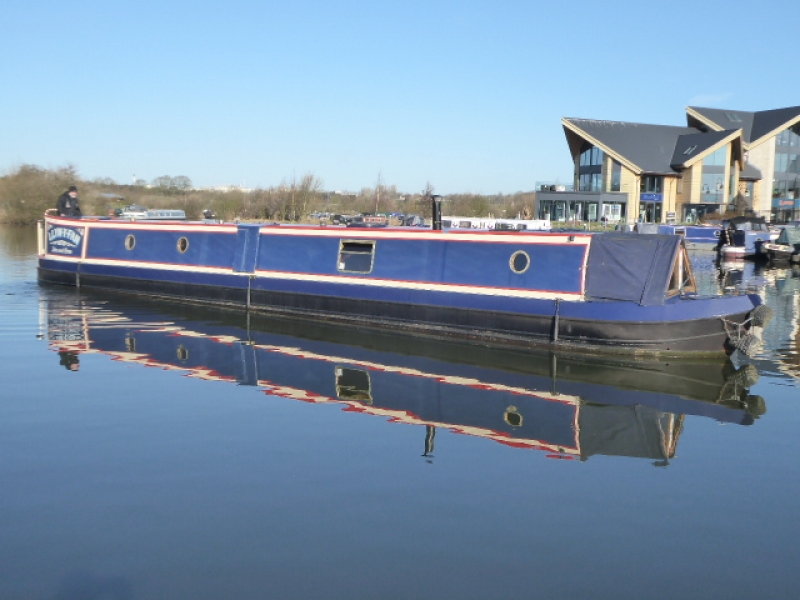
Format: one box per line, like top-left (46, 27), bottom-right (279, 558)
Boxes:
top-left (750, 304), bottom-right (774, 328)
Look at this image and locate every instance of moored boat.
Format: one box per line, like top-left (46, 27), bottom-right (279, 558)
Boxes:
top-left (760, 224), bottom-right (800, 263)
top-left (117, 204), bottom-right (187, 220)
top-left (442, 216), bottom-right (552, 231)
top-left (37, 210), bottom-right (766, 356)
top-left (717, 216), bottom-right (772, 259)
top-left (657, 224), bottom-right (722, 247)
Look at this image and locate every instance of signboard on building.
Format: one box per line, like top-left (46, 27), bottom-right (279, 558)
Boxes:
top-left (640, 193), bottom-right (663, 202)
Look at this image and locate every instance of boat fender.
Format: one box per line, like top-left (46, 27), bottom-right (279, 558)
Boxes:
top-left (742, 395), bottom-right (767, 418)
top-left (750, 304), bottom-right (774, 328)
top-left (727, 364), bottom-right (760, 389)
top-left (733, 332), bottom-right (760, 356)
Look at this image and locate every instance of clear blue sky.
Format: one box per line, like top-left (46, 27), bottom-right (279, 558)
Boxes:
top-left (1, 0), bottom-right (797, 194)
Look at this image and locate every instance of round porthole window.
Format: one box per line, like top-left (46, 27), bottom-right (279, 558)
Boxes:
top-left (177, 345), bottom-right (189, 361)
top-left (510, 250), bottom-right (530, 274)
top-left (177, 237), bottom-right (189, 253)
top-left (504, 405), bottom-right (523, 427)
top-left (125, 234), bottom-right (136, 250)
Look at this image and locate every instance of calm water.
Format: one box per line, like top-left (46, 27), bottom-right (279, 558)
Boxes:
top-left (1, 225), bottom-right (799, 600)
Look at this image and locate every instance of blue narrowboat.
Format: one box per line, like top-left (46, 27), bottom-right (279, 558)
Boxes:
top-left (37, 210), bottom-right (765, 356)
top-left (657, 224), bottom-right (722, 246)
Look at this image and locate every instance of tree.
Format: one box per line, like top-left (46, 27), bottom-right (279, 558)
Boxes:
top-left (173, 176), bottom-right (192, 191)
top-left (418, 182), bottom-right (435, 219)
top-left (0, 164), bottom-right (80, 224)
top-left (151, 175), bottom-right (173, 189)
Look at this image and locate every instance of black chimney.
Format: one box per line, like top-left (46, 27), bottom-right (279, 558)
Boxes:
top-left (431, 195), bottom-right (443, 230)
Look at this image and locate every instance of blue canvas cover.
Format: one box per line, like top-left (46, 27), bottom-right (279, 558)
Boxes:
top-left (584, 233), bottom-right (681, 306)
top-left (777, 226), bottom-right (800, 247)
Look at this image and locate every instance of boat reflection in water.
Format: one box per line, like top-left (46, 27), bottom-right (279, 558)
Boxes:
top-left (43, 291), bottom-right (766, 465)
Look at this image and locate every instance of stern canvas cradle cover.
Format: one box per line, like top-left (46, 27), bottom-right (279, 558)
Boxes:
top-left (584, 234), bottom-right (681, 306)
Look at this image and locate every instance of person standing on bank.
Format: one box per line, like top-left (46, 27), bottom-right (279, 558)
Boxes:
top-left (57, 185), bottom-right (82, 217)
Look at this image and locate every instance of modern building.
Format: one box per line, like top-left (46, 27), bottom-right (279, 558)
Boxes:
top-left (537, 105), bottom-right (800, 224)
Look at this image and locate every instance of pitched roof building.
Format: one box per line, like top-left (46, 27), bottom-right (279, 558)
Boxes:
top-left (537, 105), bottom-right (800, 225)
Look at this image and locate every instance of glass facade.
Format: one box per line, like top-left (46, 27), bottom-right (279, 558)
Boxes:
top-left (773, 124), bottom-right (800, 221)
top-left (637, 175), bottom-right (663, 223)
top-left (639, 202), bottom-right (662, 223)
top-left (537, 199), bottom-right (624, 223)
top-left (610, 160), bottom-right (622, 192)
top-left (578, 144), bottom-right (604, 191)
top-left (703, 146), bottom-right (728, 166)
top-left (684, 204), bottom-right (722, 223)
top-left (701, 145), bottom-right (728, 204)
top-left (640, 175), bottom-right (663, 194)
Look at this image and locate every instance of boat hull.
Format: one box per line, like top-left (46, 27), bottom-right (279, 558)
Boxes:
top-left (38, 260), bottom-right (754, 356)
top-left (37, 217), bottom-right (760, 357)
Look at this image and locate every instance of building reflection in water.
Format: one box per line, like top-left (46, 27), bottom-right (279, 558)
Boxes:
top-left (41, 291), bottom-right (768, 466)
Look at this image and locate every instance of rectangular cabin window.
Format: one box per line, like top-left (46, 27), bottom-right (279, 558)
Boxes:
top-left (335, 367), bottom-right (372, 403)
top-left (338, 240), bottom-right (376, 273)
top-left (668, 245), bottom-right (697, 297)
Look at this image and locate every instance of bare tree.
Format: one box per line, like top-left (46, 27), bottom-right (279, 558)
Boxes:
top-left (419, 182), bottom-right (435, 219)
top-left (151, 175), bottom-right (173, 190)
top-left (173, 176), bottom-right (192, 191)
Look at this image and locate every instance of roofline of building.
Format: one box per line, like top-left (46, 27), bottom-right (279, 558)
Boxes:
top-left (681, 129), bottom-right (744, 170)
top-left (561, 118), bottom-right (644, 174)
top-left (685, 106), bottom-right (725, 133)
top-left (750, 112), bottom-right (800, 150)
top-left (686, 105), bottom-right (800, 151)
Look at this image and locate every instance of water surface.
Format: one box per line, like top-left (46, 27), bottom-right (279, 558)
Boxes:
top-left (1, 226), bottom-right (798, 600)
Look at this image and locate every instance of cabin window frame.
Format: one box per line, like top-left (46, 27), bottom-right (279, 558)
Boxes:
top-left (667, 244), bottom-right (697, 297)
top-left (509, 250), bottom-right (531, 274)
top-left (125, 234), bottom-right (136, 250)
top-left (337, 239), bottom-right (376, 274)
top-left (335, 366), bottom-right (372, 403)
top-left (504, 405), bottom-right (523, 427)
top-left (177, 236), bottom-right (190, 253)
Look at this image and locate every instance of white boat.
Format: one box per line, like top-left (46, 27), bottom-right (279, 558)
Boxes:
top-left (119, 205), bottom-right (186, 221)
top-left (442, 216), bottom-right (551, 231)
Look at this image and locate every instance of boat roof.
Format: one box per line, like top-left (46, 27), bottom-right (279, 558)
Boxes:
top-left (725, 216), bottom-right (768, 230)
top-left (585, 233), bottom-right (682, 306)
top-left (778, 226), bottom-right (800, 245)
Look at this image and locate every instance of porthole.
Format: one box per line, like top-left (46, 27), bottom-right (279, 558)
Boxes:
top-left (504, 405), bottom-right (523, 427)
top-left (177, 345), bottom-right (189, 361)
top-left (177, 236), bottom-right (189, 253)
top-left (125, 234), bottom-right (136, 250)
top-left (509, 250), bottom-right (530, 274)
